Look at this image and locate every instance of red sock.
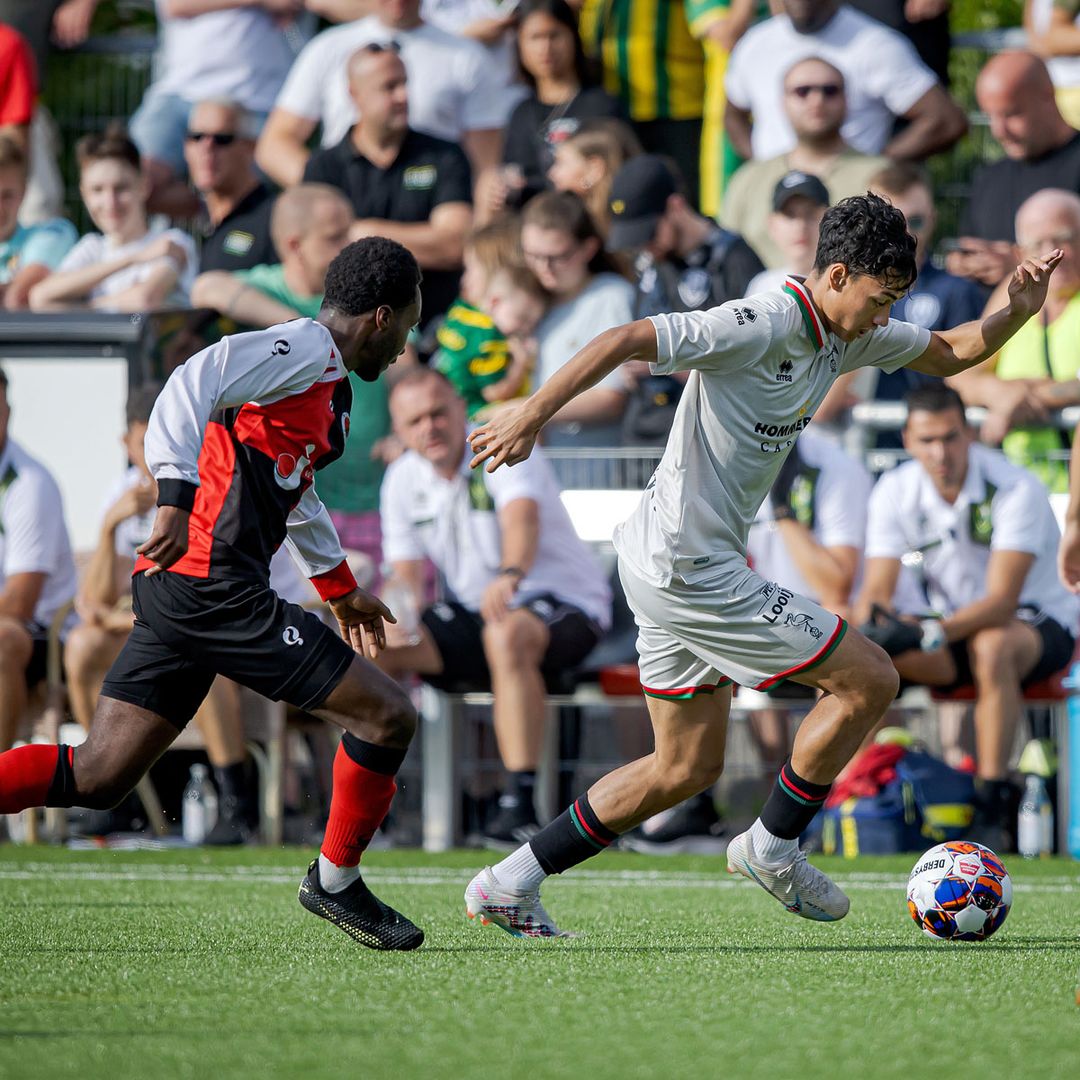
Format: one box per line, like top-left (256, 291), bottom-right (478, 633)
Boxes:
top-left (321, 742), bottom-right (397, 867)
top-left (0, 744), bottom-right (70, 813)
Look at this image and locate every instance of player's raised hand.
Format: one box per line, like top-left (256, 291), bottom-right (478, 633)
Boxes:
top-left (137, 505), bottom-right (190, 576)
top-left (468, 401), bottom-right (541, 473)
top-left (329, 588), bottom-right (396, 660)
top-left (1007, 248), bottom-right (1064, 320)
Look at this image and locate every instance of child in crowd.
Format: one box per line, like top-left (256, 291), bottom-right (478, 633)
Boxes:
top-left (434, 220), bottom-right (548, 419)
top-left (29, 125), bottom-right (196, 313)
top-left (0, 135), bottom-right (77, 310)
top-left (546, 119), bottom-right (642, 238)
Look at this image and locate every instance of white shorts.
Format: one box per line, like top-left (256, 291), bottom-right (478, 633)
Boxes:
top-left (619, 557), bottom-right (847, 699)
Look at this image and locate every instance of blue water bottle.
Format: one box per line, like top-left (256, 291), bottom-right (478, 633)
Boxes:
top-left (1066, 662), bottom-right (1080, 859)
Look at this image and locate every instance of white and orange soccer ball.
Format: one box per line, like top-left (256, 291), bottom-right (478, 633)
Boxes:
top-left (907, 841), bottom-right (1012, 941)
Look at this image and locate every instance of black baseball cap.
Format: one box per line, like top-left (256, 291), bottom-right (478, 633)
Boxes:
top-left (772, 170), bottom-right (830, 212)
top-left (607, 155), bottom-right (678, 251)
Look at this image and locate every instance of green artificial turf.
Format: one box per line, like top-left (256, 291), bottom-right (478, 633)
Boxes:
top-left (1, 846), bottom-right (1077, 1080)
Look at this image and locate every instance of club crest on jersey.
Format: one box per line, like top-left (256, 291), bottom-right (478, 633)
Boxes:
top-left (678, 269), bottom-right (711, 309)
top-left (275, 443), bottom-right (316, 490)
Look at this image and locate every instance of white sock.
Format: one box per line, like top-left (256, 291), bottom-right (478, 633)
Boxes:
top-left (750, 819), bottom-right (799, 867)
top-left (318, 854), bottom-right (360, 893)
top-left (492, 842), bottom-right (547, 893)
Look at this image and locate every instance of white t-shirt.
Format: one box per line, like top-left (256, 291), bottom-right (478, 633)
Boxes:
top-left (865, 443), bottom-right (1079, 631)
top-left (274, 16), bottom-right (509, 148)
top-left (58, 227), bottom-right (198, 309)
top-left (0, 439), bottom-right (78, 627)
top-left (421, 0), bottom-right (526, 116)
top-left (747, 268), bottom-right (790, 296)
top-left (747, 427), bottom-right (871, 602)
top-left (151, 0), bottom-right (310, 112)
top-left (536, 272), bottom-right (636, 447)
top-left (725, 6), bottom-right (938, 160)
top-left (613, 277), bottom-right (930, 587)
top-left (380, 441), bottom-right (611, 627)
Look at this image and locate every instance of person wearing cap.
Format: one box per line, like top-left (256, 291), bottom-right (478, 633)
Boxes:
top-left (607, 154), bottom-right (763, 320)
top-left (745, 171), bottom-right (830, 296)
top-left (721, 56), bottom-right (888, 270)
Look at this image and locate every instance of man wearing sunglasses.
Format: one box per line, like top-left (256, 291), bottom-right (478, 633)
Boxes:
top-left (725, 0), bottom-right (966, 164)
top-left (721, 56), bottom-right (888, 270)
top-left (184, 98), bottom-right (278, 274)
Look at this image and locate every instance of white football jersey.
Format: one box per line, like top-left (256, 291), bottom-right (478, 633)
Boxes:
top-left (865, 443), bottom-right (1080, 631)
top-left (747, 427), bottom-right (872, 603)
top-left (613, 277), bottom-right (930, 587)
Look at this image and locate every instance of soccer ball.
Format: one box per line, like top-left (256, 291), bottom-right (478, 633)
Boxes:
top-left (906, 841), bottom-right (1012, 941)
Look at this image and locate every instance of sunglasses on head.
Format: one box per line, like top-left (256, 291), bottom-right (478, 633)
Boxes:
top-left (360, 40), bottom-right (402, 55)
top-left (186, 131), bottom-right (238, 146)
top-left (789, 83), bottom-right (843, 99)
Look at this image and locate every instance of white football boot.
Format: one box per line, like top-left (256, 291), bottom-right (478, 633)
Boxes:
top-left (726, 829), bottom-right (850, 922)
top-left (464, 866), bottom-right (577, 938)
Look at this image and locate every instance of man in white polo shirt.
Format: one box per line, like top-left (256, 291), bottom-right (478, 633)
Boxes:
top-left (857, 383), bottom-right (1078, 847)
top-left (377, 367), bottom-right (611, 846)
top-left (255, 0), bottom-right (507, 189)
top-left (0, 367), bottom-right (77, 752)
top-left (724, 0), bottom-right (966, 164)
top-left (462, 192), bottom-right (1061, 938)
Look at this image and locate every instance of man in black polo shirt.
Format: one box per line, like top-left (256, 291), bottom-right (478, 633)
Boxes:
top-left (303, 43), bottom-right (472, 328)
top-left (947, 51), bottom-right (1080, 289)
top-left (185, 98), bottom-right (277, 273)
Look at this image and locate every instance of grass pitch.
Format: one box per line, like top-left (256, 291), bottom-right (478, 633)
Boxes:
top-left (1, 845), bottom-right (1078, 1080)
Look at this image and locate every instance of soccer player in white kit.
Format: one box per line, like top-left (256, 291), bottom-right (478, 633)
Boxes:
top-left (463, 194), bottom-right (1062, 935)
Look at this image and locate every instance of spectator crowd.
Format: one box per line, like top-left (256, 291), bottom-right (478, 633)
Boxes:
top-left (3, 0), bottom-right (1080, 854)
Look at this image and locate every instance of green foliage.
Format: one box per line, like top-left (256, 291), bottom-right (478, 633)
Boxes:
top-left (1, 847), bottom-right (1078, 1080)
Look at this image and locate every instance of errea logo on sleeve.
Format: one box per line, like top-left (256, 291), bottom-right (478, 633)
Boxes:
top-left (404, 165), bottom-right (437, 190)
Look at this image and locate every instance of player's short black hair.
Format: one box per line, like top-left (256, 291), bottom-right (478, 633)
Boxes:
top-left (321, 237), bottom-right (422, 318)
top-left (813, 192), bottom-right (918, 290)
top-left (904, 383), bottom-right (967, 422)
top-left (126, 382), bottom-right (162, 428)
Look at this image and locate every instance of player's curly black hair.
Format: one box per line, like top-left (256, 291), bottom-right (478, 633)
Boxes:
top-left (813, 192), bottom-right (918, 290)
top-left (322, 237), bottom-right (422, 317)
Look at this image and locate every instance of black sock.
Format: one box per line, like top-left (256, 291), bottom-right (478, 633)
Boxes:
top-left (759, 759), bottom-right (831, 839)
top-left (502, 770), bottom-right (536, 810)
top-left (213, 762), bottom-right (249, 803)
top-left (529, 792), bottom-right (618, 875)
top-left (45, 745), bottom-right (76, 807)
top-left (341, 731), bottom-right (408, 776)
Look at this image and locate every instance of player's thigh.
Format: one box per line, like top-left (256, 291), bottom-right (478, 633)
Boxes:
top-left (481, 605), bottom-right (549, 667)
top-left (790, 623), bottom-right (899, 708)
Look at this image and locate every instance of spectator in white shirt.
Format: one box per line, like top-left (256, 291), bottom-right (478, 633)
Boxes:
top-left (857, 384), bottom-right (1078, 846)
top-left (377, 367), bottom-right (611, 845)
top-left (256, 0), bottom-right (507, 188)
top-left (0, 367), bottom-right (78, 751)
top-left (130, 0), bottom-right (320, 217)
top-left (29, 127), bottom-right (197, 313)
top-left (724, 0), bottom-right (966, 164)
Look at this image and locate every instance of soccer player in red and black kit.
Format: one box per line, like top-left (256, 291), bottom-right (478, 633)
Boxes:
top-left (0, 237), bottom-right (426, 951)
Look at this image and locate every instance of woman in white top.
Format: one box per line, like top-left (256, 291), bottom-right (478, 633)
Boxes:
top-left (29, 126), bottom-right (197, 314)
top-left (521, 189), bottom-right (634, 446)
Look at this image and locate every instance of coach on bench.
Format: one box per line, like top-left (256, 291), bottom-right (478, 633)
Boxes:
top-left (855, 384), bottom-right (1078, 848)
top-left (376, 368), bottom-right (611, 846)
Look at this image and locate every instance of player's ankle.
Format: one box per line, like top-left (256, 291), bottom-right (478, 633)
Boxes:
top-left (318, 854), bottom-right (360, 893)
top-left (749, 819), bottom-right (799, 867)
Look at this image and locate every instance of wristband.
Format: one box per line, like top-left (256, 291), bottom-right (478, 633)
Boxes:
top-left (311, 559), bottom-right (358, 602)
top-left (771, 504), bottom-right (796, 523)
top-left (919, 618), bottom-right (946, 652)
top-left (156, 478), bottom-right (198, 512)
top-left (497, 566), bottom-right (525, 580)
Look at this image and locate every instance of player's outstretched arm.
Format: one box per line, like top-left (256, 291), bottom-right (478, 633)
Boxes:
top-left (469, 318), bottom-right (657, 472)
top-left (907, 249), bottom-right (1063, 377)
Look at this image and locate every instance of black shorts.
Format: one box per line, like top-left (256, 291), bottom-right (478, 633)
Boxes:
top-left (101, 572), bottom-right (355, 729)
top-left (420, 593), bottom-right (603, 693)
top-left (938, 611), bottom-right (1076, 693)
top-left (25, 622), bottom-right (51, 688)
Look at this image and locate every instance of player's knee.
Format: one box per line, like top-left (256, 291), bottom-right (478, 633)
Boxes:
top-left (74, 760), bottom-right (133, 810)
top-left (846, 643), bottom-right (899, 714)
top-left (482, 616), bottom-right (545, 668)
top-left (368, 682), bottom-right (417, 747)
top-left (64, 624), bottom-right (116, 680)
top-left (0, 617), bottom-right (32, 670)
top-left (969, 626), bottom-right (1013, 677)
top-left (660, 754), bottom-right (725, 801)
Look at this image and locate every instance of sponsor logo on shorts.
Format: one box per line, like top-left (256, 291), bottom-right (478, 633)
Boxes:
top-left (282, 626), bottom-right (304, 646)
top-left (758, 584), bottom-right (794, 624)
top-left (785, 612), bottom-right (823, 640)
top-left (270, 339), bottom-right (291, 356)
